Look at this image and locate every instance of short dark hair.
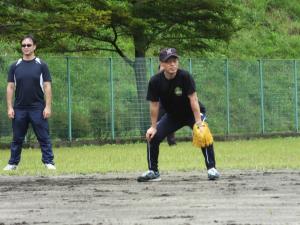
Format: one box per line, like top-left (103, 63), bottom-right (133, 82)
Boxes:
top-left (20, 34), bottom-right (37, 45)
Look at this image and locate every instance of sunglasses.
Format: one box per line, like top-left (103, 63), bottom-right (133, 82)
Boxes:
top-left (21, 44), bottom-right (33, 48)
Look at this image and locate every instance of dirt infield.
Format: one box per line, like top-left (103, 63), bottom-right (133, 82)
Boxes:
top-left (0, 170), bottom-right (299, 225)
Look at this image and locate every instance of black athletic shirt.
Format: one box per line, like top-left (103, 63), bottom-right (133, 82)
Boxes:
top-left (147, 69), bottom-right (205, 119)
top-left (7, 57), bottom-right (52, 109)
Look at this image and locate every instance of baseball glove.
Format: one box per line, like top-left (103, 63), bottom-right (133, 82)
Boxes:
top-left (192, 122), bottom-right (213, 148)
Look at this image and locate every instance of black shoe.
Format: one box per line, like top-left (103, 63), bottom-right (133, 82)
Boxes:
top-left (168, 141), bottom-right (177, 146)
top-left (167, 134), bottom-right (176, 146)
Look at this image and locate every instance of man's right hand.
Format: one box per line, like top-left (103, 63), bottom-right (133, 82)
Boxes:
top-left (7, 107), bottom-right (14, 119)
top-left (146, 126), bottom-right (157, 142)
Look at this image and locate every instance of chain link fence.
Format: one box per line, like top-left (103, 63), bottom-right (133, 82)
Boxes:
top-left (1, 56), bottom-right (300, 146)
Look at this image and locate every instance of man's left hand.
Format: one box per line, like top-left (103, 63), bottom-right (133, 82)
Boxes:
top-left (43, 106), bottom-right (51, 119)
top-left (192, 122), bottom-right (213, 148)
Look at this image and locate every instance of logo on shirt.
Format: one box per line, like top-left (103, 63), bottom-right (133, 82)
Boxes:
top-left (174, 87), bottom-right (182, 96)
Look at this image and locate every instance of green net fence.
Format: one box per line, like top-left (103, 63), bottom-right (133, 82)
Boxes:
top-left (1, 56), bottom-right (300, 145)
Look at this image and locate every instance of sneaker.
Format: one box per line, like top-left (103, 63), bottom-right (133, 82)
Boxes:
top-left (207, 167), bottom-right (220, 180)
top-left (167, 134), bottom-right (176, 146)
top-left (137, 170), bottom-right (161, 182)
top-left (167, 140), bottom-right (177, 146)
top-left (45, 163), bottom-right (56, 170)
top-left (3, 164), bottom-right (17, 171)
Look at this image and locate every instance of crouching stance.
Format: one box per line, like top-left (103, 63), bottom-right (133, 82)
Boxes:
top-left (137, 48), bottom-right (219, 182)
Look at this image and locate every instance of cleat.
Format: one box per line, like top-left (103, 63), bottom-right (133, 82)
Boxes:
top-left (45, 163), bottom-right (56, 170)
top-left (208, 167), bottom-right (220, 180)
top-left (137, 170), bottom-right (161, 182)
top-left (3, 164), bottom-right (17, 171)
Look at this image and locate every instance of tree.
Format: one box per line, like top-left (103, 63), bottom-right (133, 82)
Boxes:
top-left (0, 0), bottom-right (237, 133)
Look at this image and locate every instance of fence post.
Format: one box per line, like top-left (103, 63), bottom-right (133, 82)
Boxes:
top-left (149, 57), bottom-right (154, 76)
top-left (259, 59), bottom-right (265, 134)
top-left (66, 56), bottom-right (72, 141)
top-left (109, 57), bottom-right (115, 140)
top-left (189, 58), bottom-right (192, 74)
top-left (225, 59), bottom-right (230, 135)
top-left (294, 60), bottom-right (299, 132)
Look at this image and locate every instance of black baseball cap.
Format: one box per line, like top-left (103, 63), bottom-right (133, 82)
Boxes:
top-left (159, 48), bottom-right (179, 62)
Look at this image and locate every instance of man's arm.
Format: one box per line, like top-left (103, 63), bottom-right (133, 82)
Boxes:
top-left (6, 82), bottom-right (15, 119)
top-left (43, 81), bottom-right (52, 119)
top-left (149, 101), bottom-right (160, 128)
top-left (146, 101), bottom-right (159, 141)
top-left (188, 92), bottom-right (202, 124)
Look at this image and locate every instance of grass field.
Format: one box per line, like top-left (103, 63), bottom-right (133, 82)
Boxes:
top-left (0, 137), bottom-right (299, 176)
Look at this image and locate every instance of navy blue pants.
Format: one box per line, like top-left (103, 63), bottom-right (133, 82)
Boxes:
top-left (8, 108), bottom-right (54, 165)
top-left (147, 113), bottom-right (216, 172)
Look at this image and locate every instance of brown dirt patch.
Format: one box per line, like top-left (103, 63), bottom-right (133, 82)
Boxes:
top-left (0, 170), bottom-right (299, 225)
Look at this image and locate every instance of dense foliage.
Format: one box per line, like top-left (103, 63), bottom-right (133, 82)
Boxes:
top-left (1, 0), bottom-right (300, 59)
top-left (0, 0), bottom-right (236, 59)
top-left (209, 0), bottom-right (300, 59)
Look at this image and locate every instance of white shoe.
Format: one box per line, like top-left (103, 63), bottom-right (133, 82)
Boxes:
top-left (207, 167), bottom-right (220, 180)
top-left (45, 163), bottom-right (56, 170)
top-left (137, 170), bottom-right (161, 182)
top-left (3, 164), bottom-right (17, 171)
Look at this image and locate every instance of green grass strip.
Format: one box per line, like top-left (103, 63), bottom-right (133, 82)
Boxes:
top-left (0, 137), bottom-right (299, 176)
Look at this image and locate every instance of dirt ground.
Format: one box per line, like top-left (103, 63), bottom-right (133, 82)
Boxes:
top-left (0, 170), bottom-right (299, 225)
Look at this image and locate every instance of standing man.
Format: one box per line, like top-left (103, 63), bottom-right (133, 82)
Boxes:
top-left (137, 48), bottom-right (219, 182)
top-left (4, 34), bottom-right (56, 171)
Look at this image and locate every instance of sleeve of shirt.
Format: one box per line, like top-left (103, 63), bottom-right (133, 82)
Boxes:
top-left (7, 63), bottom-right (16, 83)
top-left (41, 62), bottom-right (52, 82)
top-left (146, 77), bottom-right (159, 102)
top-left (185, 72), bottom-right (196, 95)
